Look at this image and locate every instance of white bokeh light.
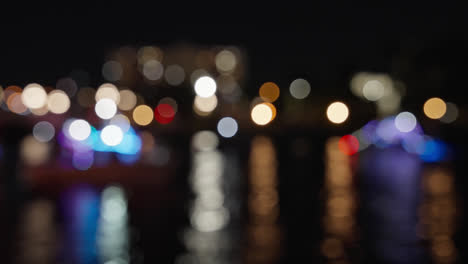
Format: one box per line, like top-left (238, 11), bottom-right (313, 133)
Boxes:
top-left (395, 111), bottom-right (417, 132)
top-left (69, 119), bottom-right (91, 141)
top-left (289, 78), bottom-right (311, 99)
top-left (95, 83), bottom-right (120, 104)
top-left (326, 102), bottom-right (349, 124)
top-left (33, 121), bottom-right (55, 142)
top-left (101, 125), bottom-right (123, 146)
top-left (251, 103), bottom-right (273, 125)
top-left (215, 50), bottom-right (237, 73)
top-left (21, 83), bottom-right (47, 109)
top-left (47, 90), bottom-right (71, 114)
top-left (95, 98), bottom-right (117, 120)
top-left (194, 76), bottom-right (217, 98)
top-left (143, 59), bottom-right (164, 80)
top-left (362, 80), bottom-right (385, 101)
top-left (217, 117), bottom-right (238, 138)
top-left (192, 131), bottom-right (219, 151)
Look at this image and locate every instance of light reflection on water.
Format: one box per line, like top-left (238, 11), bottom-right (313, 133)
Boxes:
top-left (245, 136), bottom-right (281, 264)
top-left (359, 146), bottom-right (426, 263)
top-left (321, 137), bottom-right (357, 263)
top-left (176, 131), bottom-right (241, 264)
top-left (9, 137), bottom-right (460, 264)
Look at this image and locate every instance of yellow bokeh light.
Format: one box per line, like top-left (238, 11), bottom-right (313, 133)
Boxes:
top-left (264, 102), bottom-right (277, 120)
top-left (259, 82), bottom-right (280, 103)
top-left (424, 97), bottom-right (446, 119)
top-left (132, 105), bottom-right (153, 126)
top-left (326, 102), bottom-right (349, 124)
top-left (251, 103), bottom-right (274, 126)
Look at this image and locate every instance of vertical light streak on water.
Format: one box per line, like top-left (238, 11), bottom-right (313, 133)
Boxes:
top-left (321, 137), bottom-right (357, 263)
top-left (15, 199), bottom-right (58, 264)
top-left (61, 184), bottom-right (100, 264)
top-left (359, 146), bottom-right (425, 263)
top-left (176, 132), bottom-right (238, 264)
top-left (420, 167), bottom-right (457, 263)
top-left (245, 136), bottom-right (281, 264)
top-left (97, 185), bottom-right (130, 264)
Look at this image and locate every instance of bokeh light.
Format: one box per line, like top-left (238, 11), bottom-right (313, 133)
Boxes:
top-left (95, 98), bottom-right (117, 120)
top-left (47, 90), bottom-right (70, 114)
top-left (30, 104), bottom-right (49, 116)
top-left (362, 80), bottom-right (385, 101)
top-left (77, 87), bottom-right (96, 108)
top-left (140, 130), bottom-right (155, 153)
top-left (132, 105), bottom-right (153, 126)
top-left (217, 117), bottom-right (238, 138)
top-left (69, 119), bottom-right (91, 141)
top-left (102, 60), bottom-right (123, 82)
top-left (194, 76), bottom-right (217, 98)
top-left (193, 95), bottom-right (218, 115)
top-left (350, 72), bottom-right (392, 99)
top-left (56, 77), bottom-right (78, 97)
top-left (424, 97), bottom-right (446, 119)
top-left (192, 131), bottom-right (219, 151)
top-left (215, 49), bottom-right (237, 73)
top-left (96, 83), bottom-right (120, 104)
top-left (326, 102), bottom-right (349, 124)
top-left (118, 89), bottom-right (137, 111)
top-left (420, 138), bottom-right (447, 163)
top-left (33, 121), bottom-right (55, 142)
top-left (137, 46), bottom-right (163, 65)
top-left (264, 102), bottom-right (277, 120)
top-left (7, 92), bottom-right (28, 114)
top-left (158, 97), bottom-right (178, 114)
top-left (73, 151), bottom-right (94, 170)
top-left (20, 135), bottom-right (50, 166)
top-left (190, 69), bottom-right (210, 86)
top-left (289, 78), bottom-right (311, 99)
top-left (259, 82), bottom-right (280, 103)
top-left (395, 111), bottom-right (417, 132)
top-left (338, 135), bottom-right (359, 155)
top-left (143, 59), bottom-right (164, 81)
top-left (251, 103), bottom-right (273, 126)
top-left (109, 114), bottom-right (131, 132)
top-left (164, 64), bottom-right (185, 86)
top-left (217, 74), bottom-right (240, 97)
top-left (154, 103), bottom-right (175, 124)
top-left (440, 102), bottom-right (458, 123)
top-left (3, 86), bottom-right (22, 110)
top-left (101, 125), bottom-right (124, 146)
top-left (21, 83), bottom-right (47, 109)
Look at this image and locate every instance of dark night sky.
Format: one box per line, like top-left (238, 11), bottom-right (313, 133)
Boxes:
top-left (1, 3), bottom-right (467, 102)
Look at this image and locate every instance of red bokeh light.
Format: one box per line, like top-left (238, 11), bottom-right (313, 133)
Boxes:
top-left (338, 135), bottom-right (359, 155)
top-left (154, 103), bottom-right (175, 124)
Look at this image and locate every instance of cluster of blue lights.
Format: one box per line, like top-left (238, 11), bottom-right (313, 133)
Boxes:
top-left (354, 116), bottom-right (450, 163)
